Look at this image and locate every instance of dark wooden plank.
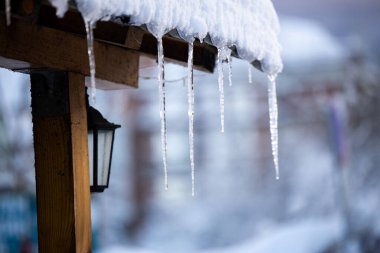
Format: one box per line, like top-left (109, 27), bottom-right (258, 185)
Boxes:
top-left (140, 34), bottom-right (216, 72)
top-left (125, 27), bottom-right (145, 50)
top-left (31, 71), bottom-right (92, 253)
top-left (37, 4), bottom-right (130, 45)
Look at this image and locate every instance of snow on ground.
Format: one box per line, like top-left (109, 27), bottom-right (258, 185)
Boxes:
top-left (98, 218), bottom-right (343, 253)
top-left (200, 218), bottom-right (343, 253)
top-left (99, 246), bottom-right (157, 253)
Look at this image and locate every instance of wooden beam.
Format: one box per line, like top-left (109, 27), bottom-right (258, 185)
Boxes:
top-left (1, 2), bottom-right (216, 74)
top-left (31, 71), bottom-right (92, 253)
top-left (0, 16), bottom-right (139, 87)
top-left (125, 27), bottom-right (144, 50)
top-left (140, 34), bottom-right (216, 72)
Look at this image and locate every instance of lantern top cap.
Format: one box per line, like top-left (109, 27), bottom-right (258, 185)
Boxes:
top-left (87, 106), bottom-right (121, 130)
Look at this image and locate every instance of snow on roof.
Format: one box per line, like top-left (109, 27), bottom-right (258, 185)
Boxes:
top-left (49, 0), bottom-right (283, 76)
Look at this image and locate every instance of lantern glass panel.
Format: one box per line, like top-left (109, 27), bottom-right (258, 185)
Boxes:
top-left (97, 130), bottom-right (114, 186)
top-left (88, 130), bottom-right (94, 186)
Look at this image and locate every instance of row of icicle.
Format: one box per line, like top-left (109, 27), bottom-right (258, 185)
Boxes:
top-left (84, 23), bottom-right (280, 197)
top-left (4, 0), bottom-right (279, 195)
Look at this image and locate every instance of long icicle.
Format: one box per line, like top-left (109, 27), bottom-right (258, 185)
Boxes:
top-left (157, 37), bottom-right (168, 190)
top-left (217, 48), bottom-right (225, 133)
top-left (227, 52), bottom-right (233, 87)
top-left (268, 74), bottom-right (279, 179)
top-left (187, 41), bottom-right (195, 196)
top-left (85, 21), bottom-right (96, 103)
top-left (5, 0), bottom-right (11, 26)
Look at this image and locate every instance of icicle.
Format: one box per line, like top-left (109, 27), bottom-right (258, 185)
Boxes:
top-left (85, 21), bottom-right (96, 103)
top-left (217, 48), bottom-right (225, 133)
top-left (157, 36), bottom-right (168, 190)
top-left (268, 74), bottom-right (279, 180)
top-left (248, 64), bottom-right (252, 84)
top-left (5, 0), bottom-right (11, 26)
top-left (227, 52), bottom-right (233, 87)
top-left (187, 41), bottom-right (195, 196)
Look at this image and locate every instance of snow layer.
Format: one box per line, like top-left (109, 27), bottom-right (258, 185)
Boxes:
top-left (98, 218), bottom-right (343, 253)
top-left (49, 0), bottom-right (283, 75)
top-left (201, 218), bottom-right (343, 253)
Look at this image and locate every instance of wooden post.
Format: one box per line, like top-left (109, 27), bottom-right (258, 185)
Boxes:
top-left (31, 71), bottom-right (92, 253)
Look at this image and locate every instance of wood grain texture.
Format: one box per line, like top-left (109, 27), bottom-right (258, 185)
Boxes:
top-left (0, 16), bottom-right (139, 87)
top-left (31, 71), bottom-right (92, 253)
top-left (33, 117), bottom-right (76, 253)
top-left (125, 27), bottom-right (144, 50)
top-left (68, 73), bottom-right (92, 253)
top-left (140, 34), bottom-right (216, 73)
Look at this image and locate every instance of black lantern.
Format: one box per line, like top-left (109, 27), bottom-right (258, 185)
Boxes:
top-left (87, 103), bottom-right (121, 193)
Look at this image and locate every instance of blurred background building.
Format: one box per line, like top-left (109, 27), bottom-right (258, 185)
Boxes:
top-left (1, 1), bottom-right (380, 253)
